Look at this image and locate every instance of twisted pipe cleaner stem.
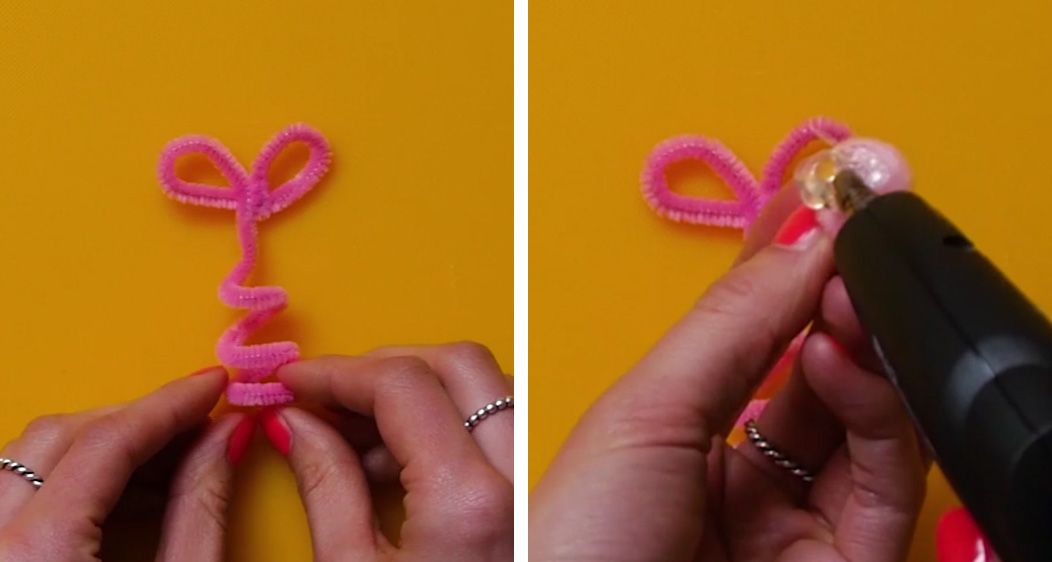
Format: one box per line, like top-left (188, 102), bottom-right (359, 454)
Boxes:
top-left (158, 124), bottom-right (333, 406)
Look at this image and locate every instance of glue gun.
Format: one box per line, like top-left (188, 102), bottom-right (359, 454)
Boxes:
top-left (828, 171), bottom-right (1052, 562)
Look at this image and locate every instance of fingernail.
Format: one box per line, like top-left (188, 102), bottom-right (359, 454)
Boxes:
top-left (226, 415), bottom-right (256, 466)
top-left (936, 507), bottom-right (995, 562)
top-left (734, 399), bottom-right (769, 429)
top-left (773, 206), bottom-right (819, 249)
top-left (259, 407), bottom-right (291, 456)
top-left (188, 365), bottom-right (225, 377)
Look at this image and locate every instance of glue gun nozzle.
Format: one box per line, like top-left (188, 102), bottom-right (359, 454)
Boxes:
top-left (832, 170), bottom-right (877, 214)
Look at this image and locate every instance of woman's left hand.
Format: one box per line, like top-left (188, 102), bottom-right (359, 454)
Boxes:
top-left (0, 367), bottom-right (246, 562)
top-left (531, 189), bottom-right (930, 562)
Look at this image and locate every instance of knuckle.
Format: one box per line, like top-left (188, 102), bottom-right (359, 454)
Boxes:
top-left (379, 356), bottom-right (436, 391)
top-left (77, 415), bottom-right (123, 447)
top-left (295, 458), bottom-right (341, 500)
top-left (75, 415), bottom-right (135, 467)
top-left (596, 395), bottom-right (714, 453)
top-left (21, 414), bottom-right (69, 443)
top-left (197, 484), bottom-right (231, 532)
top-left (443, 470), bottom-right (513, 541)
top-left (696, 272), bottom-right (761, 318)
top-left (694, 274), bottom-right (781, 369)
top-left (443, 341), bottom-right (497, 368)
top-left (171, 473), bottom-right (230, 532)
top-left (317, 353), bottom-right (351, 363)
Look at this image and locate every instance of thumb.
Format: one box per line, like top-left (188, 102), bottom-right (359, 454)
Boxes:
top-left (610, 229), bottom-right (834, 441)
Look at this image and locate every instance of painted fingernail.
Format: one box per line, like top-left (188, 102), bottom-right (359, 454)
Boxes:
top-left (936, 507), bottom-right (995, 562)
top-left (259, 407), bottom-right (291, 456)
top-left (226, 415), bottom-right (256, 466)
top-left (188, 365), bottom-right (226, 377)
top-left (734, 399), bottom-right (769, 429)
top-left (774, 206), bottom-right (819, 248)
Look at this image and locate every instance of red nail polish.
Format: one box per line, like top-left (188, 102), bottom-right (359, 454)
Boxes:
top-left (825, 335), bottom-right (850, 356)
top-left (936, 507), bottom-right (995, 562)
top-left (259, 407), bottom-right (291, 456)
top-left (226, 415), bottom-right (256, 466)
top-left (774, 206), bottom-right (818, 246)
top-left (188, 365), bottom-right (225, 377)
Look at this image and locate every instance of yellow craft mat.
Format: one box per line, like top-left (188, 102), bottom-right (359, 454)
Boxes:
top-left (529, 1), bottom-right (1052, 561)
top-left (0, 2), bottom-right (510, 560)
top-left (3, 0), bottom-right (1052, 560)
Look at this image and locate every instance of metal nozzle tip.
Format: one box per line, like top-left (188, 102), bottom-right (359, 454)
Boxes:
top-left (832, 170), bottom-right (877, 214)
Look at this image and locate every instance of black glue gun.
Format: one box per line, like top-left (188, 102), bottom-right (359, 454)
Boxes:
top-left (831, 172), bottom-right (1052, 562)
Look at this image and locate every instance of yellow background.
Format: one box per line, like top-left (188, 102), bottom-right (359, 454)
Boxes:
top-left (0, 1), bottom-right (509, 560)
top-left (530, 1), bottom-right (1052, 560)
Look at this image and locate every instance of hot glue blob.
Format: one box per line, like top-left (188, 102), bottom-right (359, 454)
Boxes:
top-left (793, 138), bottom-right (912, 231)
top-left (795, 138), bottom-right (912, 211)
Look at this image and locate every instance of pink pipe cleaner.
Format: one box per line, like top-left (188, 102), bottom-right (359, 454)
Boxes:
top-left (157, 124), bottom-right (333, 406)
top-left (641, 117), bottom-right (851, 228)
top-left (642, 117), bottom-right (852, 425)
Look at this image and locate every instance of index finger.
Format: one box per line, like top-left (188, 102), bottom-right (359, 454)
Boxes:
top-left (23, 368), bottom-right (226, 526)
top-left (609, 233), bottom-right (834, 442)
top-left (738, 182), bottom-right (807, 264)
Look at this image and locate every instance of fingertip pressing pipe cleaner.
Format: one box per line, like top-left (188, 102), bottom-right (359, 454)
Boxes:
top-left (157, 124), bottom-right (333, 406)
top-left (641, 117), bottom-right (912, 425)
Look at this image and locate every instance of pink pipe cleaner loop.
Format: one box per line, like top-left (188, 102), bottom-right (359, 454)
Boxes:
top-left (158, 124), bottom-right (333, 406)
top-left (641, 117), bottom-right (851, 230)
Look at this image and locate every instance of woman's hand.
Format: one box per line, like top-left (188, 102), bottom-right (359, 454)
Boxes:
top-left (264, 343), bottom-right (514, 561)
top-left (0, 368), bottom-right (248, 562)
top-left (530, 192), bottom-right (929, 562)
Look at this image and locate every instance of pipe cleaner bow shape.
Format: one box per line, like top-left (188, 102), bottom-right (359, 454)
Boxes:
top-left (641, 116), bottom-right (851, 229)
top-left (158, 124), bottom-right (333, 406)
top-left (640, 117), bottom-right (852, 424)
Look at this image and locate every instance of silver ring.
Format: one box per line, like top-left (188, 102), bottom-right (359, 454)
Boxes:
top-left (743, 420), bottom-right (815, 484)
top-left (464, 396), bottom-right (513, 431)
top-left (0, 458), bottom-right (44, 489)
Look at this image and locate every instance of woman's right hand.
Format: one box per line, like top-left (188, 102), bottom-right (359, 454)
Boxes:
top-left (266, 342), bottom-right (514, 561)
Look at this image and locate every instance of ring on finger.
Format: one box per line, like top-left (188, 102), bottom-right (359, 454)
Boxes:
top-left (0, 458), bottom-right (44, 489)
top-left (464, 396), bottom-right (513, 432)
top-left (743, 420), bottom-right (815, 484)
